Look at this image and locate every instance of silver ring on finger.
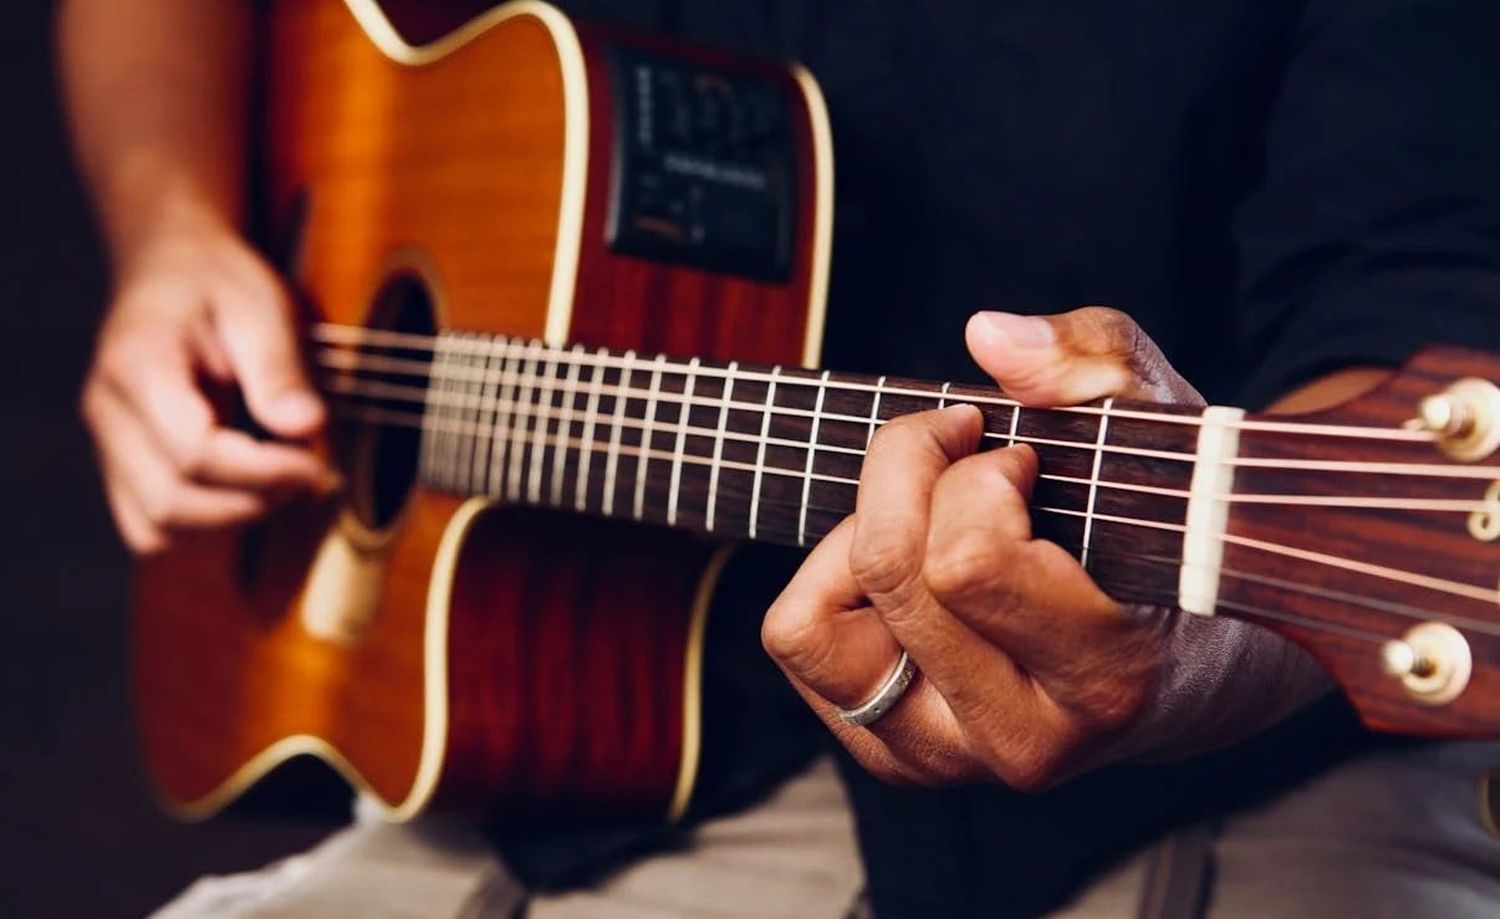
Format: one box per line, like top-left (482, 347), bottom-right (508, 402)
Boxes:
top-left (836, 651), bottom-right (919, 727)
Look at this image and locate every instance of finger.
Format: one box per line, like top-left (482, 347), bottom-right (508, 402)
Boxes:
top-left (925, 447), bottom-right (1165, 717)
top-left (850, 407), bottom-right (1001, 685)
top-left (850, 405), bottom-right (983, 615)
top-left (926, 444), bottom-right (1128, 656)
top-left (781, 668), bottom-right (981, 785)
top-left (764, 519), bottom-right (977, 783)
top-left (99, 466), bottom-right (166, 555)
top-left (211, 269), bottom-right (324, 438)
top-left (764, 518), bottom-right (908, 706)
top-left (850, 409), bottom-right (1048, 735)
top-left (118, 343), bottom-right (327, 490)
top-left (965, 307), bottom-right (1203, 406)
top-left (92, 392), bottom-right (269, 534)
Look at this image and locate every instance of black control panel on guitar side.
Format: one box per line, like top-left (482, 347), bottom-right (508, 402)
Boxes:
top-left (605, 45), bottom-right (796, 283)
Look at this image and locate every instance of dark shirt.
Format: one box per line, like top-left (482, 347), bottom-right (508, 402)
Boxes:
top-left (370, 1), bottom-right (1500, 914)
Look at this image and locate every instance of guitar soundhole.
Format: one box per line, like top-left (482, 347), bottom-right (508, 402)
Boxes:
top-left (334, 272), bottom-right (437, 531)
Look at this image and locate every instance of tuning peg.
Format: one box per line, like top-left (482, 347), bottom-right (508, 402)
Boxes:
top-left (1410, 379), bottom-right (1500, 461)
top-left (1380, 639), bottom-right (1432, 679)
top-left (1379, 622), bottom-right (1472, 705)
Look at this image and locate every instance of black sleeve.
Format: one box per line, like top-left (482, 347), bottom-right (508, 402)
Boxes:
top-left (1232, 0), bottom-right (1500, 408)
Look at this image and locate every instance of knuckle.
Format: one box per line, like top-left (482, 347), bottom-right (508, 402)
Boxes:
top-left (131, 528), bottom-right (169, 557)
top-left (921, 530), bottom-right (1003, 610)
top-left (138, 483), bottom-right (182, 529)
top-left (760, 600), bottom-right (812, 665)
top-left (992, 745), bottom-right (1065, 794)
top-left (173, 436), bottom-right (215, 480)
top-left (760, 601), bottom-right (842, 689)
top-left (849, 534), bottom-right (919, 599)
top-left (1076, 305), bottom-right (1136, 348)
top-left (78, 379), bottom-right (106, 427)
top-left (94, 340), bottom-right (138, 388)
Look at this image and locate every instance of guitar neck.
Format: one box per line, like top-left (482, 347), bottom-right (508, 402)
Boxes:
top-left (323, 328), bottom-right (1212, 612)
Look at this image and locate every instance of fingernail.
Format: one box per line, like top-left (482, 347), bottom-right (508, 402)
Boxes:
top-left (276, 392), bottom-right (324, 428)
top-left (974, 312), bottom-right (1055, 349)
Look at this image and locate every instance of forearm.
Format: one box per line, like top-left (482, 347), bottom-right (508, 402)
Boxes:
top-left (58, 0), bottom-right (253, 269)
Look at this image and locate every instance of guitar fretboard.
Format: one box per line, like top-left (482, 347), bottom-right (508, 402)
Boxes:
top-left (322, 330), bottom-right (1214, 611)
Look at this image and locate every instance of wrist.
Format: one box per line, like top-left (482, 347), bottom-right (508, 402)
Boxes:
top-left (102, 151), bottom-right (242, 277)
top-left (1122, 614), bottom-right (1332, 764)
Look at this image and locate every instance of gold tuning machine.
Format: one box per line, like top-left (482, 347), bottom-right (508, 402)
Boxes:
top-left (1380, 622), bottom-right (1472, 705)
top-left (1412, 378), bottom-right (1500, 461)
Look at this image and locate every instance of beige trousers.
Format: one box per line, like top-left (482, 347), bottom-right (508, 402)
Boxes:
top-left (154, 742), bottom-right (1500, 918)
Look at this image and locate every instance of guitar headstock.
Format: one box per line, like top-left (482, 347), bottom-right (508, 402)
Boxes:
top-left (1223, 346), bottom-right (1500, 737)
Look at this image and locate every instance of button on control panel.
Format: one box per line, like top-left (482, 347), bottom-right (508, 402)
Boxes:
top-left (606, 45), bottom-right (796, 282)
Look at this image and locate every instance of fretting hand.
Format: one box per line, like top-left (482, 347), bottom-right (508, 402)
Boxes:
top-left (81, 213), bottom-right (329, 555)
top-left (761, 308), bottom-right (1330, 788)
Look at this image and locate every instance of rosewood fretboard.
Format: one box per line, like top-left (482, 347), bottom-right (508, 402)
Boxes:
top-left (320, 328), bottom-right (1209, 611)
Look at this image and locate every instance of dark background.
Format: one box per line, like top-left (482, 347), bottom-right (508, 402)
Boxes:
top-left (0, 3), bottom-right (337, 915)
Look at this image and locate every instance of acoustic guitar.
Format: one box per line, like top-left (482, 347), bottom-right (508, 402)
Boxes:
top-left (135, 0), bottom-right (1500, 827)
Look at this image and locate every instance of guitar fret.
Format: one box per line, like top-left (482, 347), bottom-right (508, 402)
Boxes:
top-left (488, 339), bottom-right (521, 498)
top-left (451, 337), bottom-right (470, 492)
top-left (1008, 401), bottom-right (1021, 446)
top-left (460, 336), bottom-right (483, 490)
top-left (438, 338), bottom-right (464, 489)
top-left (798, 370), bottom-right (831, 546)
top-left (633, 354), bottom-right (668, 521)
top-left (463, 337), bottom-right (488, 495)
top-left (938, 380), bottom-right (951, 409)
top-left (602, 351), bottom-right (635, 517)
top-left (473, 338), bottom-right (502, 496)
top-left (418, 339), bottom-right (441, 486)
top-left (552, 344), bottom-right (585, 507)
top-left (748, 366), bottom-right (782, 540)
top-left (507, 342), bottom-right (540, 500)
top-left (575, 348), bottom-right (608, 512)
top-left (527, 348), bottom-right (558, 504)
top-left (667, 357), bottom-right (700, 527)
top-left (705, 361), bottom-right (738, 534)
top-left (1079, 397), bottom-right (1115, 570)
top-left (866, 375), bottom-right (886, 449)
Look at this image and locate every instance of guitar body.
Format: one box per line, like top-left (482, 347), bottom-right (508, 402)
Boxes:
top-left (134, 0), bottom-right (831, 822)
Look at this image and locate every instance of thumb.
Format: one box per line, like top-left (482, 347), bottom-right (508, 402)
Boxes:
top-left (212, 283), bottom-right (325, 439)
top-left (965, 307), bottom-right (1202, 407)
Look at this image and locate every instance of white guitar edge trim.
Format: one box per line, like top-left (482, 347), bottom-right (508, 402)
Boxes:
top-left (159, 496), bottom-right (490, 823)
top-left (1178, 405), bottom-right (1245, 615)
top-left (791, 65), bottom-right (833, 370)
top-left (343, 0), bottom-right (588, 349)
top-left (667, 545), bottom-right (735, 822)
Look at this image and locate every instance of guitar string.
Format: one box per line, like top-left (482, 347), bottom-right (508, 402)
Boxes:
top-left (309, 326), bottom-right (1443, 445)
top-left (1027, 545), bottom-right (1406, 645)
top-left (319, 372), bottom-right (1498, 513)
top-left (334, 401), bottom-right (1496, 641)
top-left (332, 400), bottom-right (1500, 612)
top-left (314, 344), bottom-right (1500, 481)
